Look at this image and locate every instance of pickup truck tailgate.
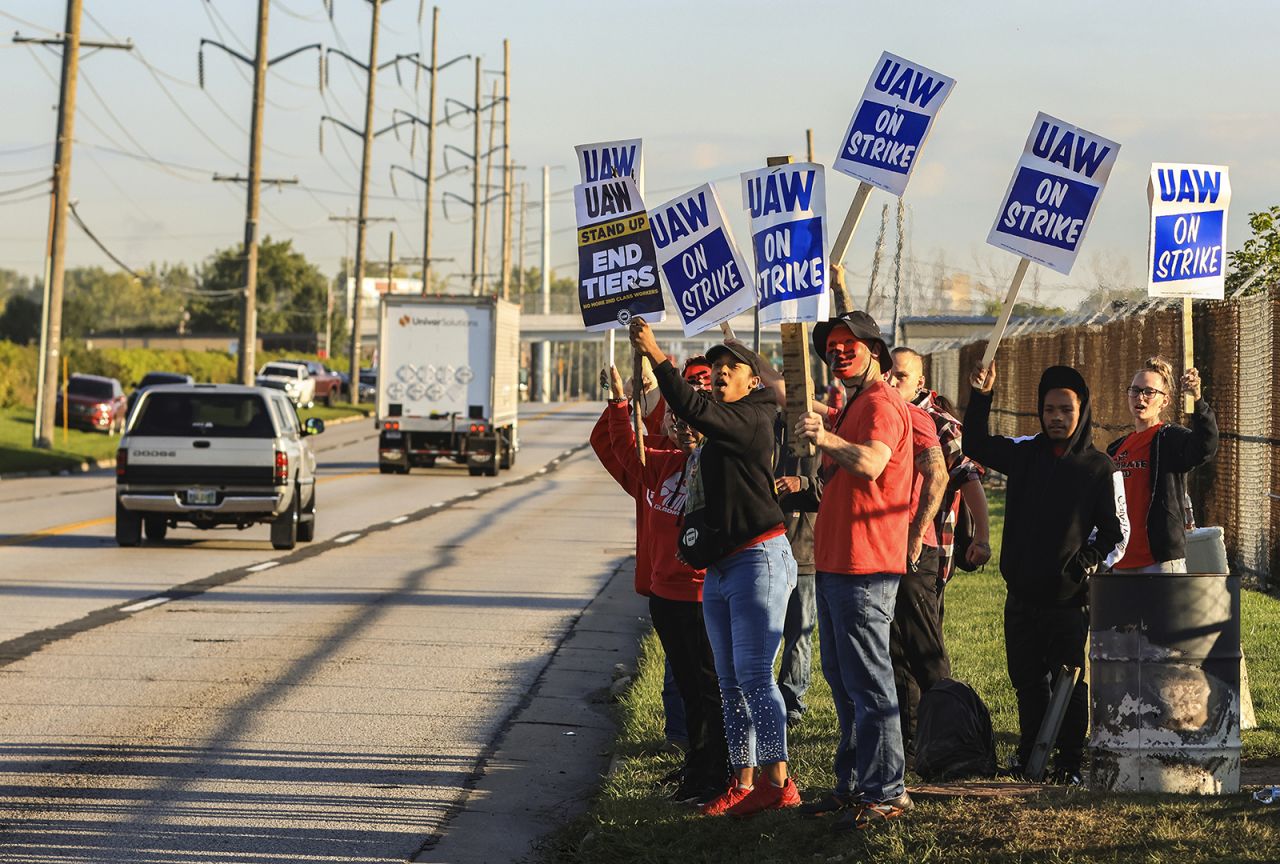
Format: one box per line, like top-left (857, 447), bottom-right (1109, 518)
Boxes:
top-left (121, 437), bottom-right (276, 486)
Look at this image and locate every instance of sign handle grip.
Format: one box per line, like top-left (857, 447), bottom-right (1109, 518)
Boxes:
top-left (719, 321), bottom-right (736, 340)
top-left (830, 181), bottom-right (874, 269)
top-left (1182, 297), bottom-right (1194, 415)
top-left (980, 257), bottom-right (1032, 370)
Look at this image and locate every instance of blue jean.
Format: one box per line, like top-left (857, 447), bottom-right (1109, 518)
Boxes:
top-left (662, 659), bottom-right (689, 745)
top-left (778, 571), bottom-right (816, 719)
top-left (816, 571), bottom-right (905, 802)
top-left (702, 534), bottom-right (796, 769)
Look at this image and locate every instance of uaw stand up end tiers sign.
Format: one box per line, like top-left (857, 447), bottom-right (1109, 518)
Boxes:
top-left (574, 175), bottom-right (665, 332)
top-left (1148, 163), bottom-right (1231, 301)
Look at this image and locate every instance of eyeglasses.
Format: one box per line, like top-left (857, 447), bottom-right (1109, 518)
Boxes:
top-left (1126, 386), bottom-right (1166, 400)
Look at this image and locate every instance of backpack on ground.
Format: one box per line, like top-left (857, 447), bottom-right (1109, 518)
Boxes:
top-left (913, 678), bottom-right (997, 781)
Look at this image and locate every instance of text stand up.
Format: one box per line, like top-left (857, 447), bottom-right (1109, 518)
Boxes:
top-left (981, 257), bottom-right (1032, 370)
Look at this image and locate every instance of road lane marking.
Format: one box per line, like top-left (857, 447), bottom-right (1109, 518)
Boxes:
top-left (521, 404), bottom-right (577, 423)
top-left (334, 533), bottom-right (360, 544)
top-left (0, 515), bottom-right (113, 548)
top-left (120, 596), bottom-right (171, 613)
top-left (247, 561), bottom-right (279, 572)
top-left (390, 516), bottom-right (409, 524)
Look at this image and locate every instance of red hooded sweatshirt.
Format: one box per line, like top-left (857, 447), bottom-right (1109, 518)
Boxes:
top-left (604, 402), bottom-right (705, 602)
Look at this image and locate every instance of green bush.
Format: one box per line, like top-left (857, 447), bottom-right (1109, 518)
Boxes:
top-left (0, 341), bottom-right (37, 409)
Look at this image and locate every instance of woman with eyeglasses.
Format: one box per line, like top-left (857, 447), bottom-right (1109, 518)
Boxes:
top-left (1105, 356), bottom-right (1219, 574)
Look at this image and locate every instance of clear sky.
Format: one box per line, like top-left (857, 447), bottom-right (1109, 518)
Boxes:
top-left (1, 0), bottom-right (1275, 311)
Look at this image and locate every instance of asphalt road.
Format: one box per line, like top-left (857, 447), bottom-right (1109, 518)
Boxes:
top-left (0, 401), bottom-right (644, 863)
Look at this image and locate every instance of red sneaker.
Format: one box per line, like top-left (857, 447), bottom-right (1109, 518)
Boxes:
top-left (726, 777), bottom-right (801, 817)
top-left (698, 783), bottom-right (753, 816)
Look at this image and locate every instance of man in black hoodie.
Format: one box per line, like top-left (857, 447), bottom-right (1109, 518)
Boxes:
top-left (963, 362), bottom-right (1129, 781)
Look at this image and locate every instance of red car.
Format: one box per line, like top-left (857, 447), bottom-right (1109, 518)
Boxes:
top-left (55, 373), bottom-right (128, 434)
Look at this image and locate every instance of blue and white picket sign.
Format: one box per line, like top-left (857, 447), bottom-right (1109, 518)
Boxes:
top-left (1147, 163), bottom-right (1231, 300)
top-left (574, 175), bottom-right (665, 332)
top-left (650, 183), bottom-right (755, 336)
top-left (832, 51), bottom-right (956, 197)
top-left (575, 138), bottom-right (644, 196)
top-left (740, 163), bottom-right (828, 326)
top-left (986, 112), bottom-right (1120, 275)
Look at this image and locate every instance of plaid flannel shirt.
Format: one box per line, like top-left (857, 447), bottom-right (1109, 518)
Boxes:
top-left (914, 390), bottom-right (982, 582)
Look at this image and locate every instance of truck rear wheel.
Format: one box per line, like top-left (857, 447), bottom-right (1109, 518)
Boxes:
top-left (298, 486), bottom-right (316, 542)
top-left (144, 516), bottom-right (168, 543)
top-left (499, 436), bottom-right (514, 470)
top-left (115, 500), bottom-right (141, 547)
top-left (271, 490), bottom-right (299, 550)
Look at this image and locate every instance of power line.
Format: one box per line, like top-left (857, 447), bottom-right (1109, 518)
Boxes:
top-left (0, 176), bottom-right (51, 197)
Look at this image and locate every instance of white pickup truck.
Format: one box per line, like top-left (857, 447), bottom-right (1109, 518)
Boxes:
top-left (256, 361), bottom-right (317, 408)
top-left (115, 384), bottom-right (323, 550)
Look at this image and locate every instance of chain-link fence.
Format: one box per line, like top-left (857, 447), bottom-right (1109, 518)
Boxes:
top-left (921, 287), bottom-right (1278, 589)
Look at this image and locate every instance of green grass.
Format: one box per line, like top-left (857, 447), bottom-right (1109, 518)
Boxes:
top-left (0, 407), bottom-right (121, 474)
top-left (542, 493), bottom-right (1280, 864)
top-left (297, 401), bottom-right (374, 424)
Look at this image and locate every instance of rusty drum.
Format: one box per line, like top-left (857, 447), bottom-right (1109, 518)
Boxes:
top-left (1089, 574), bottom-right (1241, 794)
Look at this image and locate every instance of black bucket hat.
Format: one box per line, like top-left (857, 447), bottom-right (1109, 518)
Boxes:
top-left (705, 343), bottom-right (759, 375)
top-left (811, 310), bottom-right (892, 373)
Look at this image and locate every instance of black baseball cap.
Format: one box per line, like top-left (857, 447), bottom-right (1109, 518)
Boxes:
top-left (705, 343), bottom-right (759, 375)
top-left (811, 310), bottom-right (892, 373)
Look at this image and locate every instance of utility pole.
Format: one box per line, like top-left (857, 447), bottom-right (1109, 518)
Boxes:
top-left (18, 1), bottom-right (132, 448)
top-left (470, 57), bottom-right (481, 295)
top-left (199, 3), bottom-right (319, 383)
top-left (500, 39), bottom-right (512, 300)
top-left (327, 213), bottom-right (391, 358)
top-left (239, 0), bottom-right (269, 384)
top-left (515, 180), bottom-right (526, 303)
top-left (479, 79), bottom-right (499, 294)
top-left (349, 0), bottom-right (381, 385)
top-left (538, 164), bottom-right (551, 402)
top-left (422, 5), bottom-right (441, 294)
top-left (386, 230), bottom-right (396, 287)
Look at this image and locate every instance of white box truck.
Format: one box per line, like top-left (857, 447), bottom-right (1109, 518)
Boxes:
top-left (375, 295), bottom-right (520, 476)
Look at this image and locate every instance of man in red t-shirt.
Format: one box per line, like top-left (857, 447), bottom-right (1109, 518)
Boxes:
top-left (795, 308), bottom-right (914, 828)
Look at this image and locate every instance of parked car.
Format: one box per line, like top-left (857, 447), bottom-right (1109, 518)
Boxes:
top-left (275, 359), bottom-right (344, 406)
top-left (55, 373), bottom-right (128, 434)
top-left (255, 361), bottom-right (316, 408)
top-left (127, 371), bottom-right (196, 418)
top-left (358, 368), bottom-right (376, 403)
top-left (115, 383), bottom-right (323, 549)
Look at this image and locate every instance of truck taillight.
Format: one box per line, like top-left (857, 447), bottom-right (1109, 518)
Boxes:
top-left (469, 423), bottom-right (487, 434)
top-left (384, 421), bottom-right (399, 430)
top-left (274, 450), bottom-right (289, 484)
top-left (116, 447), bottom-right (127, 477)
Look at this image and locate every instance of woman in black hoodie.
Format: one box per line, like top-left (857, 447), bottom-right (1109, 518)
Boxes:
top-left (963, 363), bottom-right (1128, 782)
top-left (1106, 357), bottom-right (1218, 573)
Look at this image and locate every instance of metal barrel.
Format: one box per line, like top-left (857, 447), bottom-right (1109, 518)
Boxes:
top-left (1089, 574), bottom-right (1241, 794)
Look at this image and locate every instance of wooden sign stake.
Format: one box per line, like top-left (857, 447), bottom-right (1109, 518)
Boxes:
top-left (719, 321), bottom-right (736, 340)
top-left (830, 181), bottom-right (874, 271)
top-left (761, 154), bottom-right (816, 458)
top-left (980, 257), bottom-right (1032, 370)
top-left (1181, 296), bottom-right (1194, 415)
top-left (632, 350), bottom-right (648, 465)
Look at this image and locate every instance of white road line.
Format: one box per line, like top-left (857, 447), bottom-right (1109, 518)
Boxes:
top-left (247, 561), bottom-right (279, 573)
top-left (120, 596), bottom-right (171, 613)
top-left (431, 501), bottom-right (445, 507)
top-left (537, 468), bottom-right (548, 475)
top-left (390, 516), bottom-right (409, 524)
top-left (334, 533), bottom-right (360, 544)
top-left (465, 492), bottom-right (480, 498)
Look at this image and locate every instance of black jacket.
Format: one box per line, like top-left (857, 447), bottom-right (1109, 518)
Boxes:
top-left (1105, 400), bottom-right (1218, 563)
top-left (655, 360), bottom-right (785, 553)
top-left (962, 367), bottom-right (1128, 606)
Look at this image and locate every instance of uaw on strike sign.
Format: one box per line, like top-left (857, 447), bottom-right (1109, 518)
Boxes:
top-left (987, 112), bottom-right (1120, 275)
top-left (650, 183), bottom-right (755, 336)
top-left (574, 175), bottom-right (665, 331)
top-left (740, 163), bottom-right (828, 326)
top-left (833, 51), bottom-right (955, 197)
top-left (1147, 163), bottom-right (1231, 300)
